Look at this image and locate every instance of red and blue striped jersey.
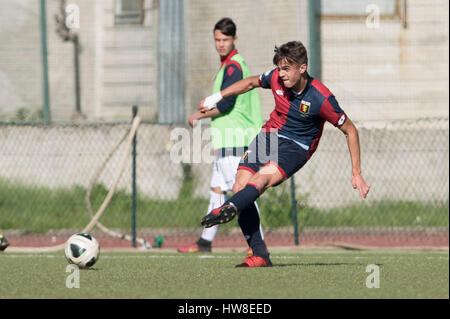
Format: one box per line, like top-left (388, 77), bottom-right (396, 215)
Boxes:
top-left (259, 68), bottom-right (347, 159)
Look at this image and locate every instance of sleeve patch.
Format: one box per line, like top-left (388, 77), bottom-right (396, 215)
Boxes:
top-left (338, 114), bottom-right (346, 126)
top-left (259, 68), bottom-right (276, 89)
top-left (227, 66), bottom-right (235, 77)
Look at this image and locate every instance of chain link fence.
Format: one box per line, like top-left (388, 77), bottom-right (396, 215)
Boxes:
top-left (0, 116), bottom-right (448, 249)
top-left (0, 1), bottom-right (448, 251)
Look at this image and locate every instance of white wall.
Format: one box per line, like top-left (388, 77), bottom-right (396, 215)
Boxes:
top-left (321, 0), bottom-right (449, 122)
top-left (0, 0), bottom-right (447, 122)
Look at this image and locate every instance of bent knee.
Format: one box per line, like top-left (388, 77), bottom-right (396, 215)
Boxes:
top-left (233, 170), bottom-right (253, 193)
top-left (232, 182), bottom-right (245, 194)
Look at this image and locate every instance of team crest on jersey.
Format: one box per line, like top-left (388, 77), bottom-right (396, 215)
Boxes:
top-left (300, 100), bottom-right (311, 114)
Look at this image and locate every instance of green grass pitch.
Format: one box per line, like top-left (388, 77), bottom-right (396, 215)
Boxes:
top-left (0, 250), bottom-right (448, 299)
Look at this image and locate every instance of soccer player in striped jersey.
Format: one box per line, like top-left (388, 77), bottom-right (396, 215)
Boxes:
top-left (178, 18), bottom-right (264, 254)
top-left (199, 41), bottom-right (370, 267)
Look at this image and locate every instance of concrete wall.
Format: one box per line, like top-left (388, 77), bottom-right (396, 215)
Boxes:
top-left (1, 119), bottom-right (448, 208)
top-left (0, 120), bottom-right (449, 207)
top-left (100, 0), bottom-right (158, 121)
top-left (0, 0), bottom-right (158, 122)
top-left (321, 0), bottom-right (449, 122)
top-left (0, 0), bottom-right (447, 122)
top-left (0, 0), bottom-right (42, 118)
top-left (0, 123), bottom-right (184, 200)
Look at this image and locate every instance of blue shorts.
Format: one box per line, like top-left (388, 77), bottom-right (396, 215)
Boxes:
top-left (238, 130), bottom-right (309, 181)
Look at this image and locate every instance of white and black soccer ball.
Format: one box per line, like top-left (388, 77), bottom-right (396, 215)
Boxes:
top-left (65, 233), bottom-right (100, 269)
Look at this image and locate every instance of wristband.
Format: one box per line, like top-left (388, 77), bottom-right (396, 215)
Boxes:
top-left (203, 92), bottom-right (223, 110)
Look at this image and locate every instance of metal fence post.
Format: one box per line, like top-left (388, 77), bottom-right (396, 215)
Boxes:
top-left (131, 106), bottom-right (138, 248)
top-left (308, 0), bottom-right (322, 81)
top-left (39, 0), bottom-right (51, 123)
top-left (74, 34), bottom-right (81, 115)
top-left (290, 176), bottom-right (300, 246)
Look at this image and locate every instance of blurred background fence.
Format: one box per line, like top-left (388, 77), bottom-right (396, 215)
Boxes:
top-left (0, 116), bottom-right (448, 248)
top-left (0, 0), bottom-right (448, 249)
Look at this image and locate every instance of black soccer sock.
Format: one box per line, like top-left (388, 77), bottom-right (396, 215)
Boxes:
top-left (237, 202), bottom-right (269, 259)
top-left (196, 237), bottom-right (212, 248)
top-left (226, 184), bottom-right (261, 213)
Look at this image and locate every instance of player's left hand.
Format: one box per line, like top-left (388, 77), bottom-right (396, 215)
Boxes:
top-left (351, 174), bottom-right (370, 199)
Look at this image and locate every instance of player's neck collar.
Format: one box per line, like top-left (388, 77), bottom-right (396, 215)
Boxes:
top-left (292, 74), bottom-right (311, 95)
top-left (220, 49), bottom-right (238, 67)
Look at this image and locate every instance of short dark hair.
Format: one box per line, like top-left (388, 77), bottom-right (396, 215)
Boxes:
top-left (273, 41), bottom-right (308, 66)
top-left (214, 17), bottom-right (236, 37)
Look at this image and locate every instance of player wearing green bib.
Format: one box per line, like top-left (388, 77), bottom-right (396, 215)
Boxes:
top-left (178, 18), bottom-right (264, 254)
top-left (210, 52), bottom-right (263, 151)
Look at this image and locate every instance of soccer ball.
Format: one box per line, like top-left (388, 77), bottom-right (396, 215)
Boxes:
top-left (65, 233), bottom-right (100, 269)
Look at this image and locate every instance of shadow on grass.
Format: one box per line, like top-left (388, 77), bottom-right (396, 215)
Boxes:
top-left (272, 262), bottom-right (383, 267)
top-left (80, 267), bottom-right (101, 271)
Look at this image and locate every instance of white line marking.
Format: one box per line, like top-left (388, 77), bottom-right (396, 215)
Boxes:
top-left (1, 254), bottom-right (448, 260)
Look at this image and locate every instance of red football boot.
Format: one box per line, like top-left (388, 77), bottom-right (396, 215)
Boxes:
top-left (177, 243), bottom-right (211, 253)
top-left (201, 203), bottom-right (237, 228)
top-left (235, 254), bottom-right (272, 267)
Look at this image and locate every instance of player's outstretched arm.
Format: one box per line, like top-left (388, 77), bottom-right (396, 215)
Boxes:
top-left (199, 75), bottom-right (261, 112)
top-left (188, 108), bottom-right (222, 127)
top-left (338, 117), bottom-right (371, 199)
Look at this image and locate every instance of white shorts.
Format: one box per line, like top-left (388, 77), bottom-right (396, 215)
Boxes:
top-left (210, 155), bottom-right (241, 192)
